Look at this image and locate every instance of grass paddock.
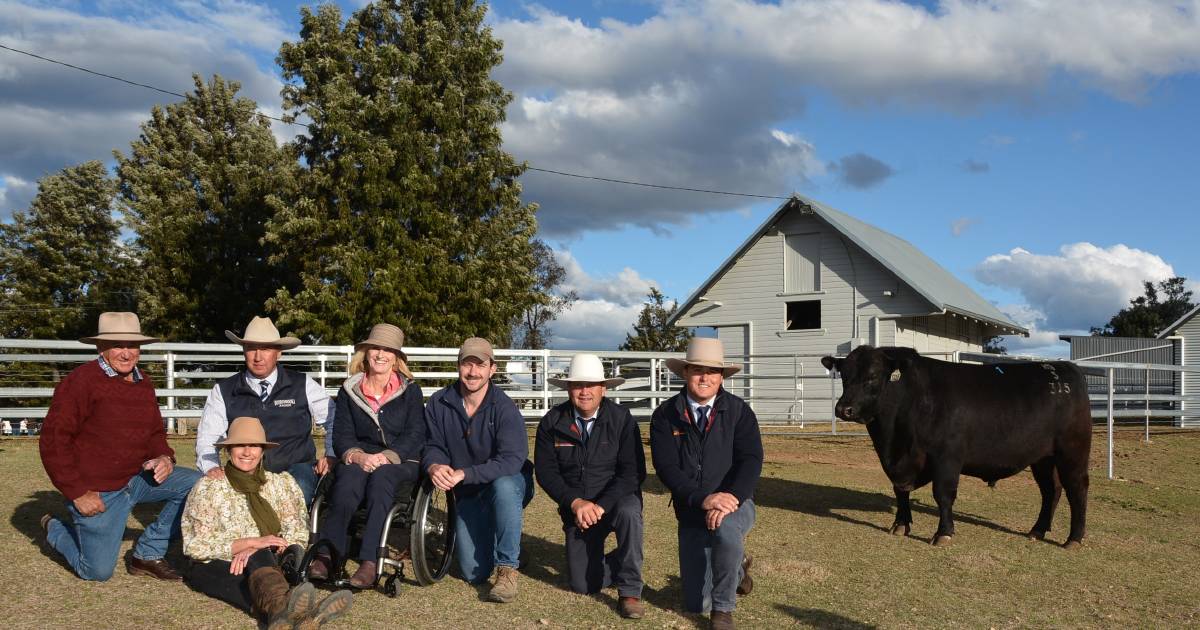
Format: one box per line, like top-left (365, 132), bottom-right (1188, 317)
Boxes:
top-left (3, 429), bottom-right (1198, 629)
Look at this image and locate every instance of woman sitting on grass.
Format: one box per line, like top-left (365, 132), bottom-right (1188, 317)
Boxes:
top-left (182, 416), bottom-right (353, 629)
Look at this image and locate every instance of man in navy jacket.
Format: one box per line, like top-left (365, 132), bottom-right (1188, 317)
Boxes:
top-left (423, 337), bottom-right (533, 603)
top-left (534, 353), bottom-right (646, 619)
top-left (650, 338), bottom-right (762, 630)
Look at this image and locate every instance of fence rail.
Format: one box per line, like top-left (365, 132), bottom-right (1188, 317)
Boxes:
top-left (4, 341), bottom-right (1199, 479)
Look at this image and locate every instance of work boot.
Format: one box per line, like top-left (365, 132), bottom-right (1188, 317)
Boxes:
top-left (710, 610), bottom-right (735, 630)
top-left (348, 560), bottom-right (377, 590)
top-left (486, 566), bottom-right (520, 603)
top-left (618, 596), bottom-right (645, 619)
top-left (286, 582), bottom-right (320, 626)
top-left (736, 553), bottom-right (753, 596)
top-left (248, 566), bottom-right (292, 630)
top-left (295, 589), bottom-right (354, 630)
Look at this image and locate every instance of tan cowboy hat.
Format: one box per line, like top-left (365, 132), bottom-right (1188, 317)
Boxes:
top-left (79, 312), bottom-right (159, 345)
top-left (225, 316), bottom-right (301, 350)
top-left (548, 353), bottom-right (626, 389)
top-left (355, 323), bottom-right (408, 362)
top-left (215, 417), bottom-right (279, 449)
top-left (665, 337), bottom-right (742, 378)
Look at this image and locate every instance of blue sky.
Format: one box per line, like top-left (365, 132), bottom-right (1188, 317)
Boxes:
top-left (2, 1), bottom-right (1198, 353)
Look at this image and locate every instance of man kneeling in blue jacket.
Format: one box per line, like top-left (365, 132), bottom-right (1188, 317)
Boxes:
top-left (423, 337), bottom-right (533, 603)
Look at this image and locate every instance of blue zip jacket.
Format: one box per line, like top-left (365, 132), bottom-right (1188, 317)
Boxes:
top-left (422, 381), bottom-right (529, 493)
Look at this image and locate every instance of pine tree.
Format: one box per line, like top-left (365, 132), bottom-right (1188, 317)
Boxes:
top-left (116, 75), bottom-right (299, 341)
top-left (269, 0), bottom-right (540, 346)
top-left (620, 288), bottom-right (694, 352)
top-left (0, 161), bottom-right (132, 339)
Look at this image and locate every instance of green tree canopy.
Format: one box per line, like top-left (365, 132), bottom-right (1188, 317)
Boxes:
top-left (268, 0), bottom-right (540, 346)
top-left (0, 161), bottom-right (132, 339)
top-left (1091, 277), bottom-right (1195, 338)
top-left (620, 288), bottom-right (694, 352)
top-left (116, 74), bottom-right (300, 341)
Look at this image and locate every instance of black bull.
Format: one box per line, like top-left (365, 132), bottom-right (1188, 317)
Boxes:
top-left (821, 346), bottom-right (1091, 548)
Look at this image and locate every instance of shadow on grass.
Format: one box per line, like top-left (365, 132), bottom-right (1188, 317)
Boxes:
top-left (646, 472), bottom-right (1027, 542)
top-left (13, 490), bottom-right (77, 573)
top-left (775, 604), bottom-right (877, 629)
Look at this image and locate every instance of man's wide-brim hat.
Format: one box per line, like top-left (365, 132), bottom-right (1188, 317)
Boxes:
top-left (215, 417), bottom-right (279, 449)
top-left (548, 353), bottom-right (626, 389)
top-left (79, 312), bottom-right (159, 345)
top-left (665, 337), bottom-right (742, 378)
top-left (225, 316), bottom-right (301, 350)
top-left (355, 323), bottom-right (408, 362)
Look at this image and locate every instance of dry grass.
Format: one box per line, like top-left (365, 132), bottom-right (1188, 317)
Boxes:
top-left (3, 429), bottom-right (1199, 629)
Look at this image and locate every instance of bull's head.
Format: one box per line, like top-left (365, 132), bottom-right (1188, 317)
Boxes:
top-left (821, 345), bottom-right (917, 424)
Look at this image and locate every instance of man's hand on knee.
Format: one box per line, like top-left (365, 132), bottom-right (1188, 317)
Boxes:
top-left (701, 492), bottom-right (739, 513)
top-left (142, 455), bottom-right (174, 484)
top-left (73, 491), bottom-right (106, 516)
top-left (428, 464), bottom-right (464, 491)
top-left (571, 499), bottom-right (604, 530)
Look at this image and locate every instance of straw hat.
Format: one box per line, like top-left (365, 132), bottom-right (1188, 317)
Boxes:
top-left (79, 312), bottom-right (159, 345)
top-left (665, 337), bottom-right (742, 378)
top-left (215, 417), bottom-right (279, 449)
top-left (548, 353), bottom-right (626, 389)
top-left (224, 316), bottom-right (301, 350)
top-left (355, 323), bottom-right (408, 362)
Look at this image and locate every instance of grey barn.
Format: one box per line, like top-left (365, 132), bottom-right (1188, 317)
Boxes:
top-left (668, 195), bottom-right (1026, 422)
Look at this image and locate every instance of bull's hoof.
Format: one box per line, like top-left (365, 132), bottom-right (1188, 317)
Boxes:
top-left (1027, 529), bottom-right (1047, 541)
top-left (889, 523), bottom-right (911, 537)
top-left (932, 534), bottom-right (953, 546)
top-left (1062, 539), bottom-right (1082, 550)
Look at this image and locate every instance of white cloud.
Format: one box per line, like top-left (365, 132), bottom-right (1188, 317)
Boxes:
top-left (0, 174), bottom-right (36, 220)
top-left (548, 298), bottom-right (645, 350)
top-left (494, 0), bottom-right (1200, 235)
top-left (992, 303), bottom-right (1069, 357)
top-left (974, 242), bottom-right (1176, 331)
top-left (556, 249), bottom-right (656, 306)
top-left (0, 1), bottom-right (283, 185)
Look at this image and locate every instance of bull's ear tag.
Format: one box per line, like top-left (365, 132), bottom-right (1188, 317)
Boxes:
top-left (889, 369), bottom-right (901, 382)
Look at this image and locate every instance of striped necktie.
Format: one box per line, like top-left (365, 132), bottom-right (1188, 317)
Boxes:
top-left (259, 380), bottom-right (270, 403)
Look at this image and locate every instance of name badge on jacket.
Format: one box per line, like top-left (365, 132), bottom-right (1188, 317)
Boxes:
top-left (273, 399), bottom-right (296, 408)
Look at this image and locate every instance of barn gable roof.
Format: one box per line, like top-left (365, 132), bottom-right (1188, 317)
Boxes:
top-left (668, 195), bottom-right (1027, 335)
top-left (1158, 304), bottom-right (1200, 338)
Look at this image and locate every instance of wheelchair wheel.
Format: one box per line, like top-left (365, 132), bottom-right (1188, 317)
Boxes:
top-left (409, 478), bottom-right (456, 585)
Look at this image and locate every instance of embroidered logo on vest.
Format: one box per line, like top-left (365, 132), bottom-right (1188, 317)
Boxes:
top-left (273, 399), bottom-right (296, 407)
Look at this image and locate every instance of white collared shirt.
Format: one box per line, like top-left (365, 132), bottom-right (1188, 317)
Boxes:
top-left (573, 405), bottom-right (598, 438)
top-left (686, 393), bottom-right (717, 427)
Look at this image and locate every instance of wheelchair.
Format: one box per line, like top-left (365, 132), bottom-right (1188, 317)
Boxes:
top-left (281, 467), bottom-right (456, 597)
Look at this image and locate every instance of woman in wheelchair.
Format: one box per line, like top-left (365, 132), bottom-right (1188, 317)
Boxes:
top-left (308, 323), bottom-right (425, 589)
top-left (182, 417), bottom-right (354, 629)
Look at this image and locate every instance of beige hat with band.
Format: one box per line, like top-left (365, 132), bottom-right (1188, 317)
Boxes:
top-left (215, 417), bottom-right (279, 449)
top-left (548, 353), bottom-right (626, 388)
top-left (225, 316), bottom-right (301, 350)
top-left (355, 323), bottom-right (408, 362)
top-left (79, 312), bottom-right (159, 345)
top-left (665, 337), bottom-right (742, 378)
top-left (458, 337), bottom-right (494, 363)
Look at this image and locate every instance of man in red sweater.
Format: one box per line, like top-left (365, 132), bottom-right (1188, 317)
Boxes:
top-left (40, 312), bottom-right (203, 581)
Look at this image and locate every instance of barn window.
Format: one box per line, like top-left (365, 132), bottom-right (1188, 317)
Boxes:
top-left (783, 233), bottom-right (820, 293)
top-left (785, 300), bottom-right (821, 330)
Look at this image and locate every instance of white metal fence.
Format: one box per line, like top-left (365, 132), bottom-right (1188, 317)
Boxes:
top-left (4, 340), bottom-right (1199, 479)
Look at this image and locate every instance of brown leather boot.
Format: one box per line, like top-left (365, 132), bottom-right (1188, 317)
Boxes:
top-left (248, 566), bottom-right (292, 630)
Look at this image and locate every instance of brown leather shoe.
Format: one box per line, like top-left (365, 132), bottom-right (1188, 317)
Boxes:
top-left (127, 556), bottom-right (183, 581)
top-left (348, 560), bottom-right (377, 589)
top-left (618, 596), bottom-right (644, 619)
top-left (307, 553), bottom-right (331, 580)
top-left (710, 610), bottom-right (735, 630)
top-left (736, 553), bottom-right (753, 596)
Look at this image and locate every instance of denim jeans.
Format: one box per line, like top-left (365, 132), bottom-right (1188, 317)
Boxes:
top-left (453, 468), bottom-right (534, 584)
top-left (677, 499), bottom-right (756, 613)
top-left (286, 461), bottom-right (318, 507)
top-left (47, 466), bottom-right (203, 581)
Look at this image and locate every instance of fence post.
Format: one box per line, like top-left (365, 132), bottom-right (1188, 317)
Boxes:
top-left (541, 349), bottom-right (550, 412)
top-left (1144, 368), bottom-right (1151, 443)
top-left (319, 355), bottom-right (327, 389)
top-left (1107, 367), bottom-right (1115, 480)
top-left (166, 351), bottom-right (177, 434)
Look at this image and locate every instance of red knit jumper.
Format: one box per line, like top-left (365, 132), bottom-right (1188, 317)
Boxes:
top-left (40, 360), bottom-right (174, 500)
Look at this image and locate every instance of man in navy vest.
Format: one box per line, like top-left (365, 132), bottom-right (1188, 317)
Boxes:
top-left (195, 316), bottom-right (332, 504)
